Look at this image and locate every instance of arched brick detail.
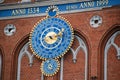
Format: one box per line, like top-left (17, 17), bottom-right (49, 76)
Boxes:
top-left (74, 29), bottom-right (91, 80)
top-left (11, 34), bottom-right (29, 80)
top-left (98, 24), bottom-right (120, 80)
top-left (10, 28), bottom-right (91, 80)
top-left (0, 45), bottom-right (5, 80)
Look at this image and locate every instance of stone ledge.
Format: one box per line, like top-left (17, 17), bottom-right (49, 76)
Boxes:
top-left (0, 0), bottom-right (91, 10)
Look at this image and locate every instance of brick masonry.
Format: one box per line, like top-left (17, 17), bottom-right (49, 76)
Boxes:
top-left (0, 2), bottom-right (120, 80)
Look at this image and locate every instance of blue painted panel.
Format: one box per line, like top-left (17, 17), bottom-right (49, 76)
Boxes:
top-left (0, 0), bottom-right (120, 19)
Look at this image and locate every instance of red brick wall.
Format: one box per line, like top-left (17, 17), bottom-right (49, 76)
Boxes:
top-left (107, 46), bottom-right (120, 80)
top-left (20, 50), bottom-right (42, 80)
top-left (64, 50), bottom-right (85, 80)
top-left (0, 6), bottom-right (120, 80)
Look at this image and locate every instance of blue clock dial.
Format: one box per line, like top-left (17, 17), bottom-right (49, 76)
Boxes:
top-left (41, 59), bottom-right (60, 76)
top-left (30, 17), bottom-right (74, 60)
top-left (46, 6), bottom-right (58, 17)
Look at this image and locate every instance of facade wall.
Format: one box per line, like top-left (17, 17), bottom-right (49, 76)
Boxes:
top-left (1, 0), bottom-right (35, 4)
top-left (98, 26), bottom-right (120, 80)
top-left (107, 46), bottom-right (120, 80)
top-left (0, 1), bottom-right (120, 80)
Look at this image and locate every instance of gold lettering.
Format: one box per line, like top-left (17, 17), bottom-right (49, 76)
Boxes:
top-left (12, 9), bottom-right (26, 16)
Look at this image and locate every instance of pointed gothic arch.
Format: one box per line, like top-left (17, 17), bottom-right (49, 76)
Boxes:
top-left (0, 49), bottom-right (2, 80)
top-left (75, 31), bottom-right (90, 80)
top-left (17, 42), bottom-right (34, 80)
top-left (11, 29), bottom-right (91, 80)
top-left (0, 45), bottom-right (4, 80)
top-left (98, 25), bottom-right (120, 80)
top-left (63, 30), bottom-right (90, 80)
top-left (11, 35), bottom-right (29, 80)
top-left (11, 34), bottom-right (43, 80)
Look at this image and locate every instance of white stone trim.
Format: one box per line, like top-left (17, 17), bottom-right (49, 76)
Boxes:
top-left (17, 42), bottom-right (34, 80)
top-left (104, 31), bottom-right (120, 80)
top-left (0, 54), bottom-right (1, 79)
top-left (70, 35), bottom-right (88, 80)
top-left (0, 7), bottom-right (103, 20)
top-left (41, 73), bottom-right (44, 80)
top-left (0, 0), bottom-right (89, 10)
top-left (60, 57), bottom-right (64, 80)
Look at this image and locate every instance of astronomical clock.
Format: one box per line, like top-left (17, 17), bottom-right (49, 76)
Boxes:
top-left (29, 6), bottom-right (74, 76)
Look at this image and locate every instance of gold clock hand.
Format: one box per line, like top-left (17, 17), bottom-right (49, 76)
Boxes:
top-left (44, 32), bottom-right (57, 44)
top-left (44, 28), bottom-right (64, 44)
top-left (44, 28), bottom-right (64, 41)
top-left (57, 28), bottom-right (64, 37)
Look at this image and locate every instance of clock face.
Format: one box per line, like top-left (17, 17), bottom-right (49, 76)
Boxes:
top-left (30, 17), bottom-right (74, 60)
top-left (41, 59), bottom-right (60, 76)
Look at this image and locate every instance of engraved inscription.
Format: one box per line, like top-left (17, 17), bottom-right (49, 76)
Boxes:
top-left (28, 7), bottom-right (40, 14)
top-left (66, 0), bottom-right (109, 11)
top-left (9, 0), bottom-right (110, 18)
top-left (12, 7), bottom-right (40, 16)
top-left (79, 1), bottom-right (94, 8)
top-left (12, 9), bottom-right (26, 16)
top-left (97, 0), bottom-right (108, 7)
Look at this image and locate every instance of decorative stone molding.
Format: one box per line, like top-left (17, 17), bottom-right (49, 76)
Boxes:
top-left (90, 15), bottom-right (102, 28)
top-left (21, 0), bottom-right (31, 3)
top-left (17, 42), bottom-right (34, 80)
top-left (0, 54), bottom-right (2, 79)
top-left (4, 24), bottom-right (16, 36)
top-left (70, 35), bottom-right (88, 80)
top-left (104, 31), bottom-right (120, 80)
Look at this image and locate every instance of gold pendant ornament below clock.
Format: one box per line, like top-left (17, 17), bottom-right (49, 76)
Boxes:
top-left (29, 6), bottom-right (74, 76)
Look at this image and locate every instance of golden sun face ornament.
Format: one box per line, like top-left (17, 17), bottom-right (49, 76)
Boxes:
top-left (29, 6), bottom-right (74, 76)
